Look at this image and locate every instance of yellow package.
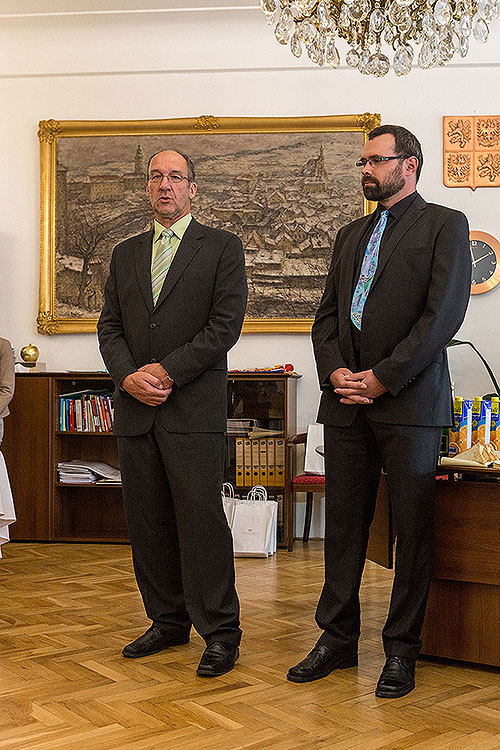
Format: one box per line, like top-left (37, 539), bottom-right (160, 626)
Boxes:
top-left (477, 400), bottom-right (492, 445)
top-left (448, 397), bottom-right (462, 456)
top-left (458, 399), bottom-right (472, 453)
top-left (471, 397), bottom-right (482, 444)
top-left (491, 397), bottom-right (499, 450)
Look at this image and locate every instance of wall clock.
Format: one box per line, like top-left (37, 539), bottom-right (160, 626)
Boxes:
top-left (470, 230), bottom-right (500, 294)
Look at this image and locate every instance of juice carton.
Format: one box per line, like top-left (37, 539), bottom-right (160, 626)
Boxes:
top-left (471, 397), bottom-right (482, 444)
top-left (491, 397), bottom-right (499, 449)
top-left (458, 399), bottom-right (472, 453)
top-left (448, 397), bottom-right (462, 456)
top-left (477, 400), bottom-right (492, 445)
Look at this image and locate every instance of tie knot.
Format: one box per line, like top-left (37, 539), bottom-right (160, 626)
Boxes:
top-left (161, 229), bottom-right (174, 240)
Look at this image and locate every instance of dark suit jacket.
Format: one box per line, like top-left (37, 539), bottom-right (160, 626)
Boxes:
top-left (312, 194), bottom-right (471, 427)
top-left (97, 218), bottom-right (248, 436)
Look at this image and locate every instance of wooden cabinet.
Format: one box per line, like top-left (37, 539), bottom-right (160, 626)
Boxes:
top-left (372, 469), bottom-right (500, 667)
top-left (421, 476), bottom-right (500, 667)
top-left (3, 371), bottom-right (299, 549)
top-left (225, 373), bottom-right (299, 550)
top-left (2, 374), bottom-right (52, 541)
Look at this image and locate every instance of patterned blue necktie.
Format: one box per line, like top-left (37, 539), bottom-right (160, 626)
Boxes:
top-left (350, 209), bottom-right (389, 331)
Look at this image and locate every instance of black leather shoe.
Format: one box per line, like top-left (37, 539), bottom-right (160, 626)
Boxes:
top-left (375, 656), bottom-right (415, 698)
top-left (196, 641), bottom-right (239, 677)
top-left (287, 644), bottom-right (358, 683)
top-left (122, 626), bottom-right (189, 658)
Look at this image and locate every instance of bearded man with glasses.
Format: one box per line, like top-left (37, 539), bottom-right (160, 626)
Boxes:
top-left (287, 125), bottom-right (471, 698)
top-left (98, 149), bottom-right (247, 677)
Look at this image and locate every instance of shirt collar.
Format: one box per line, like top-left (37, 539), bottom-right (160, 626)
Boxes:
top-left (153, 213), bottom-right (192, 243)
top-left (377, 191), bottom-right (418, 221)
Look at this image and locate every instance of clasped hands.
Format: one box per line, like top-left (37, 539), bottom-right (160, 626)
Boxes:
top-left (122, 363), bottom-right (174, 406)
top-left (330, 367), bottom-right (387, 405)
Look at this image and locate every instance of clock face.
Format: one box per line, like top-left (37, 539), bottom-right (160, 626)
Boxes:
top-left (470, 230), bottom-right (500, 295)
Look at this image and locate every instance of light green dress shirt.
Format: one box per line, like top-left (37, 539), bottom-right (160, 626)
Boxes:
top-left (151, 213), bottom-right (193, 273)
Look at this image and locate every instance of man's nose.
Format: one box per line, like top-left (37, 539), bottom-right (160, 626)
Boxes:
top-left (159, 175), bottom-right (172, 188)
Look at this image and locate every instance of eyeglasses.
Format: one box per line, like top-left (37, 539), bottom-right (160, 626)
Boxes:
top-left (148, 172), bottom-right (190, 185)
top-left (355, 155), bottom-right (409, 168)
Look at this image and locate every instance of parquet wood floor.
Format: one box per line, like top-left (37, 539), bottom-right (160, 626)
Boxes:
top-left (0, 542), bottom-right (499, 749)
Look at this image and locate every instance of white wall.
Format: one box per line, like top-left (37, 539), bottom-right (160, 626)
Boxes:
top-left (1, 2), bottom-right (500, 537)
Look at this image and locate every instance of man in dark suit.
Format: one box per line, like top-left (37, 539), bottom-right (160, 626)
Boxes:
top-left (287, 125), bottom-right (471, 697)
top-left (98, 149), bottom-right (247, 677)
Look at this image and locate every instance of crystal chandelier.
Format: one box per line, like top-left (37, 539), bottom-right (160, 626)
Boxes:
top-left (260, 0), bottom-right (499, 76)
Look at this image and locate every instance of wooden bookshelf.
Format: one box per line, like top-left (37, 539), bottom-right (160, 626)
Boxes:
top-left (3, 372), bottom-right (128, 543)
top-left (3, 371), bottom-right (299, 548)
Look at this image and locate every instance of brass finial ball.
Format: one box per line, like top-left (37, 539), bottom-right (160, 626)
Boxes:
top-left (20, 343), bottom-right (39, 364)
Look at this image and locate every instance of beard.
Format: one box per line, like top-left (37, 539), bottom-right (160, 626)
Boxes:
top-left (362, 163), bottom-right (406, 201)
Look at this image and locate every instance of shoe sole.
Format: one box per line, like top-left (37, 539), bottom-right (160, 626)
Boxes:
top-left (196, 650), bottom-right (239, 677)
top-left (286, 656), bottom-right (358, 683)
top-left (375, 682), bottom-right (415, 699)
top-left (122, 637), bottom-right (190, 658)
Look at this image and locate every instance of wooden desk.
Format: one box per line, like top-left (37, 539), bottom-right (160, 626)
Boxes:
top-left (420, 469), bottom-right (500, 667)
top-left (370, 467), bottom-right (500, 667)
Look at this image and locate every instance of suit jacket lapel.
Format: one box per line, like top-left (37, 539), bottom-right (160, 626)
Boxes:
top-left (371, 194), bottom-right (427, 289)
top-left (154, 218), bottom-right (205, 308)
top-left (133, 229), bottom-right (155, 314)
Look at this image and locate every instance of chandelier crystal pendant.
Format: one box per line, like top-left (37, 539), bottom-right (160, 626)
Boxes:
top-left (260, 0), bottom-right (499, 76)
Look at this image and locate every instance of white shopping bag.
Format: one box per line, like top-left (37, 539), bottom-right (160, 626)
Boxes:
top-left (304, 424), bottom-right (325, 475)
top-left (221, 482), bottom-right (236, 528)
top-left (0, 452), bottom-right (16, 558)
top-left (231, 485), bottom-right (278, 558)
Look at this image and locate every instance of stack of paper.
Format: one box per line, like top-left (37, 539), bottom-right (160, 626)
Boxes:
top-left (227, 419), bottom-right (255, 434)
top-left (58, 459), bottom-right (121, 484)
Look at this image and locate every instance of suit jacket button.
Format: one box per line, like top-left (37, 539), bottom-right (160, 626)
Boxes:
top-left (150, 323), bottom-right (156, 329)
top-left (151, 358), bottom-right (156, 363)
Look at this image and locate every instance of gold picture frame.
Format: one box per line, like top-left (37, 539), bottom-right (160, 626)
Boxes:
top-left (38, 113), bottom-right (380, 335)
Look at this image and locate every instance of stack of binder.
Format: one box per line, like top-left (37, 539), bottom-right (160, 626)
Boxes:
top-left (235, 435), bottom-right (285, 488)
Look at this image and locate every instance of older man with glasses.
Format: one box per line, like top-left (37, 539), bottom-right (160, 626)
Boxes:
top-left (98, 149), bottom-right (247, 677)
top-left (287, 125), bottom-right (471, 698)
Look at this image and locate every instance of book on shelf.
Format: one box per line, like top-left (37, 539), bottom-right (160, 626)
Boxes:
top-left (59, 390), bottom-right (114, 432)
top-left (57, 459), bottom-right (121, 484)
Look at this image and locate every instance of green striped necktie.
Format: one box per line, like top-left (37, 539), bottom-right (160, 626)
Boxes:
top-left (151, 228), bottom-right (174, 306)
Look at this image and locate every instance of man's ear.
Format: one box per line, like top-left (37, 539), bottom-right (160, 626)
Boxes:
top-left (406, 156), bottom-right (418, 176)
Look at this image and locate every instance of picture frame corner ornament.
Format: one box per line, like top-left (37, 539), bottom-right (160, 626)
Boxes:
top-left (37, 311), bottom-right (59, 335)
top-left (356, 112), bottom-right (381, 132)
top-left (38, 119), bottom-right (62, 143)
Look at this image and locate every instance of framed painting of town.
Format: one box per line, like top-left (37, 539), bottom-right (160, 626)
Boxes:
top-left (38, 114), bottom-right (379, 334)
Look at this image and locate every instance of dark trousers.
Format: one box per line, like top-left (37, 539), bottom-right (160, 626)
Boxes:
top-left (117, 417), bottom-right (241, 647)
top-left (316, 411), bottom-right (441, 660)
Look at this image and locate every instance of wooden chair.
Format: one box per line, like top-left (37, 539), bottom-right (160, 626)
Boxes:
top-left (288, 432), bottom-right (325, 543)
